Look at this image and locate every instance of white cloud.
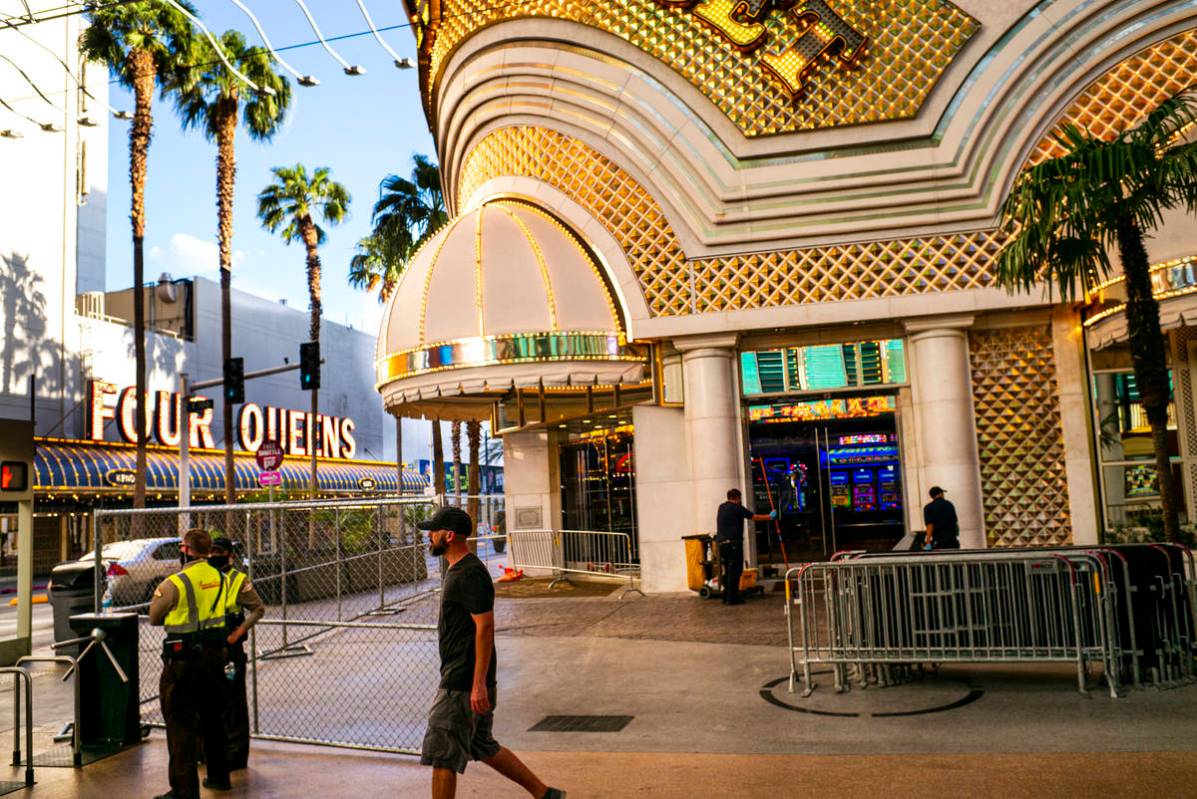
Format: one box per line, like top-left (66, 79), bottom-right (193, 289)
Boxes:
top-left (150, 232), bottom-right (246, 277)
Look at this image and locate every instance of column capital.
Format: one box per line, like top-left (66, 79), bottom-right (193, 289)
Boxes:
top-left (673, 333), bottom-right (739, 355)
top-left (904, 314), bottom-right (975, 339)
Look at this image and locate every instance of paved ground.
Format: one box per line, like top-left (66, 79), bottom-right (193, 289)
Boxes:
top-left (1, 588), bottom-right (1195, 797)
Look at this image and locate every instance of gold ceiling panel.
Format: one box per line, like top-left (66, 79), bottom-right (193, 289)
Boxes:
top-left (427, 0), bottom-right (978, 137)
top-left (969, 326), bottom-right (1073, 547)
top-left (1027, 28), bottom-right (1197, 166)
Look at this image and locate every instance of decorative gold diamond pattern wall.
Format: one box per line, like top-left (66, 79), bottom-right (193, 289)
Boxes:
top-left (428, 0), bottom-right (977, 137)
top-left (969, 326), bottom-right (1072, 546)
top-left (457, 29), bottom-right (1197, 318)
top-left (1028, 29), bottom-right (1197, 165)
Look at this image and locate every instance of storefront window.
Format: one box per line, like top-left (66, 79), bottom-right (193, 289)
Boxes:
top-left (741, 339), bottom-right (906, 396)
top-left (1091, 368), bottom-right (1183, 530)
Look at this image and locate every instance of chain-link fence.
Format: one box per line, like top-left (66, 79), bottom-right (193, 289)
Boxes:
top-left (89, 494), bottom-right (505, 754)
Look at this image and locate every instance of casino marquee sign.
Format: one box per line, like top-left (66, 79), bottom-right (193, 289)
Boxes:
top-left (657, 0), bottom-right (868, 95)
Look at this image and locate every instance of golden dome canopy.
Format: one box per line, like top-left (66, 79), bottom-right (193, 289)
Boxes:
top-left (375, 199), bottom-right (644, 419)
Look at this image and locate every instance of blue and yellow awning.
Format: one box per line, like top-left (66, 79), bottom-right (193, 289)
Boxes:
top-left (33, 438), bottom-right (428, 497)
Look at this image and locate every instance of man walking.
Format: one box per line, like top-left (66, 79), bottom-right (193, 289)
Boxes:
top-left (921, 486), bottom-right (960, 550)
top-left (148, 528), bottom-right (231, 798)
top-left (209, 536), bottom-right (265, 771)
top-left (417, 507), bottom-right (565, 799)
top-left (715, 489), bottom-right (775, 605)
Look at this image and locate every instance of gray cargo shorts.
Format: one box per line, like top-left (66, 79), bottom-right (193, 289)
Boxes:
top-left (420, 686), bottom-right (500, 773)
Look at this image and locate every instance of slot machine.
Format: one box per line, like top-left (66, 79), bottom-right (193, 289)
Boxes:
top-left (829, 470), bottom-right (851, 509)
top-left (851, 467), bottom-right (876, 512)
top-left (879, 463), bottom-right (902, 512)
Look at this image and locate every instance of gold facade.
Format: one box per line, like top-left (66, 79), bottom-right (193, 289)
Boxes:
top-left (426, 0), bottom-right (977, 137)
top-left (969, 326), bottom-right (1072, 547)
top-left (1028, 29), bottom-right (1197, 166)
top-left (459, 126), bottom-right (1004, 316)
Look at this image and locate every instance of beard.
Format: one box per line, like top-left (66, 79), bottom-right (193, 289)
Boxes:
top-left (429, 540), bottom-right (448, 557)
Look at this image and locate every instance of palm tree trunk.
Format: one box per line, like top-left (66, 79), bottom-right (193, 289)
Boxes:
top-left (1116, 215), bottom-right (1180, 541)
top-left (301, 219), bottom-right (322, 549)
top-left (432, 420), bottom-right (445, 499)
top-left (128, 49), bottom-right (155, 515)
top-left (216, 100), bottom-right (238, 531)
top-left (451, 420), bottom-right (462, 501)
top-left (467, 419), bottom-right (481, 535)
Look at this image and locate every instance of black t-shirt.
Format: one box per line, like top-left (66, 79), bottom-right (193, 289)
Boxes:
top-left (715, 501), bottom-right (754, 543)
top-left (923, 497), bottom-right (959, 541)
top-left (437, 553), bottom-right (497, 691)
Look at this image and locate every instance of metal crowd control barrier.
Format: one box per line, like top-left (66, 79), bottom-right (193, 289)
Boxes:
top-left (507, 529), bottom-right (643, 598)
top-left (0, 668), bottom-right (34, 793)
top-left (785, 544), bottom-right (1197, 700)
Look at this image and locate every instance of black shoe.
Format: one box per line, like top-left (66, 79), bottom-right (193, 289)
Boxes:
top-left (228, 761), bottom-right (248, 772)
top-left (202, 777), bottom-right (232, 791)
top-left (152, 793), bottom-right (180, 799)
top-left (543, 790), bottom-right (567, 799)
top-left (728, 598), bottom-right (745, 605)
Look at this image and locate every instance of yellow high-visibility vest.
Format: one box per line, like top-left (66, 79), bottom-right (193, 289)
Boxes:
top-left (163, 561), bottom-right (228, 635)
top-left (225, 568), bottom-right (248, 615)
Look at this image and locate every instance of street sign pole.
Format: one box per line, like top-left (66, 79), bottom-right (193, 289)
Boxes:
top-left (178, 372), bottom-right (190, 533)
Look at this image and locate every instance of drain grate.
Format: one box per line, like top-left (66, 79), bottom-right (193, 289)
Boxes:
top-left (528, 715), bottom-right (633, 733)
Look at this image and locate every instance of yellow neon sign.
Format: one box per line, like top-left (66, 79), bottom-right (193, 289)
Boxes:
top-left (658, 0), bottom-right (868, 95)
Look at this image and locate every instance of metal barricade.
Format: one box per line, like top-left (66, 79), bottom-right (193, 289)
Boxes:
top-left (0, 668), bottom-right (34, 791)
top-left (506, 529), bottom-right (643, 598)
top-left (89, 494), bottom-right (506, 754)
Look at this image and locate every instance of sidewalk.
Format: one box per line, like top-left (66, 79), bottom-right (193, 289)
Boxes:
top-left (2, 589), bottom-right (1195, 797)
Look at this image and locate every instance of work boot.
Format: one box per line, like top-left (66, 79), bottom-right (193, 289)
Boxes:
top-left (543, 789), bottom-right (567, 799)
top-left (202, 777), bottom-right (232, 791)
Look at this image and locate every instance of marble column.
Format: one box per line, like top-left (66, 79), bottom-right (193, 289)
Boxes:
top-left (675, 334), bottom-right (743, 540)
top-left (905, 316), bottom-right (985, 548)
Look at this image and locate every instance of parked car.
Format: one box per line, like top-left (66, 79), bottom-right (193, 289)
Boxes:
top-left (52, 537), bottom-right (182, 608)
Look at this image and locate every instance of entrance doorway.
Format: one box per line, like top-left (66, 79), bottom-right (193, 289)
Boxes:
top-left (747, 395), bottom-right (905, 563)
top-left (559, 424), bottom-right (637, 543)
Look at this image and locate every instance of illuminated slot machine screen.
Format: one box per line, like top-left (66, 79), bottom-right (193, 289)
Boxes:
top-left (878, 463), bottom-right (901, 511)
top-left (829, 470), bottom-right (852, 509)
top-left (851, 467), bottom-right (876, 512)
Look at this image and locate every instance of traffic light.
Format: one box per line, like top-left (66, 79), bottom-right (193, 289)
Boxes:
top-left (224, 357), bottom-right (245, 404)
top-left (300, 341), bottom-right (321, 390)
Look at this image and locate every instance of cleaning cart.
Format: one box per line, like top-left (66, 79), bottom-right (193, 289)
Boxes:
top-left (681, 534), bottom-right (765, 600)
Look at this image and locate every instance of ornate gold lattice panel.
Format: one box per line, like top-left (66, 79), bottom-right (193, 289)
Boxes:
top-left (969, 326), bottom-right (1072, 547)
top-left (1028, 28), bottom-right (1197, 166)
top-left (427, 0), bottom-right (978, 137)
top-left (459, 127), bottom-right (1011, 316)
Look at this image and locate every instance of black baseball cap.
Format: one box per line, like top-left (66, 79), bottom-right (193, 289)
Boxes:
top-left (417, 507), bottom-right (472, 537)
top-left (211, 536), bottom-right (234, 553)
top-left (929, 486), bottom-right (946, 498)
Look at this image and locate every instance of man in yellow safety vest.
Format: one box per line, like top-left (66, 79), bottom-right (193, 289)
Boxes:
top-left (148, 528), bottom-right (231, 798)
top-left (209, 536), bottom-right (265, 771)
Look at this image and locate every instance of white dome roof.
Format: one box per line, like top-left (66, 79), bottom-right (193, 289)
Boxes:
top-left (375, 200), bottom-right (644, 417)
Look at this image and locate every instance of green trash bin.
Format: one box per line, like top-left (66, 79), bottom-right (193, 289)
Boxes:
top-left (67, 612), bottom-right (141, 749)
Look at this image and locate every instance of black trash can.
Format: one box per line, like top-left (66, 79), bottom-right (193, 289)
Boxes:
top-left (68, 612), bottom-right (141, 749)
top-left (48, 563), bottom-right (100, 646)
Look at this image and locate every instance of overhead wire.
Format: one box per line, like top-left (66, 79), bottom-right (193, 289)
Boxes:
top-left (288, 0), bottom-right (364, 75)
top-left (225, 0), bottom-right (316, 86)
top-left (352, 0), bottom-right (409, 69)
top-left (161, 0), bottom-right (273, 94)
top-left (0, 17), bottom-right (130, 117)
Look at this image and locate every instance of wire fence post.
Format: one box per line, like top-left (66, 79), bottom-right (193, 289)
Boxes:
top-left (335, 507), bottom-right (343, 623)
top-left (91, 512), bottom-right (102, 612)
top-left (376, 505), bottom-right (385, 612)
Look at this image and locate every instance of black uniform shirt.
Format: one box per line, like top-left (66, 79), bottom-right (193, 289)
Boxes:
top-left (715, 501), bottom-right (754, 544)
top-left (923, 497), bottom-right (959, 542)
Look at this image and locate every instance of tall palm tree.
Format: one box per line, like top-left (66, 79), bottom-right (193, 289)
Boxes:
top-left (350, 155), bottom-right (449, 496)
top-left (169, 31), bottom-right (292, 509)
top-left (451, 420), bottom-right (463, 501)
top-left (257, 165), bottom-right (350, 525)
top-left (467, 419), bottom-right (481, 528)
top-left (997, 88), bottom-right (1197, 542)
top-left (81, 2), bottom-right (194, 511)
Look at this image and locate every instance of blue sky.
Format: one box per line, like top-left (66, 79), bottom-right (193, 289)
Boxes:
top-left (103, 0), bottom-right (435, 337)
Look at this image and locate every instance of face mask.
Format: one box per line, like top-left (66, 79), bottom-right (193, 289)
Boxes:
top-left (208, 555), bottom-right (230, 570)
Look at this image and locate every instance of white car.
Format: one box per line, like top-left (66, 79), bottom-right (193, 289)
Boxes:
top-left (54, 537), bottom-right (183, 607)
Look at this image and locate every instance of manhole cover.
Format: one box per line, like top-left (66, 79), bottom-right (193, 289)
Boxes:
top-left (761, 674), bottom-right (983, 717)
top-left (528, 715), bottom-right (633, 732)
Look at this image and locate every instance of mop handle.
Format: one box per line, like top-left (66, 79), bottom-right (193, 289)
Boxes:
top-left (754, 458), bottom-right (791, 569)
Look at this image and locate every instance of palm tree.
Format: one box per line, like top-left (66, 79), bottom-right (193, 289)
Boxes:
top-left (451, 420), bottom-right (463, 501)
top-left (169, 31), bottom-right (292, 509)
top-left (81, 1), bottom-right (194, 510)
top-left (351, 155), bottom-right (449, 497)
top-left (257, 165), bottom-right (350, 525)
top-left (467, 419), bottom-right (482, 529)
top-left (997, 88), bottom-right (1197, 542)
